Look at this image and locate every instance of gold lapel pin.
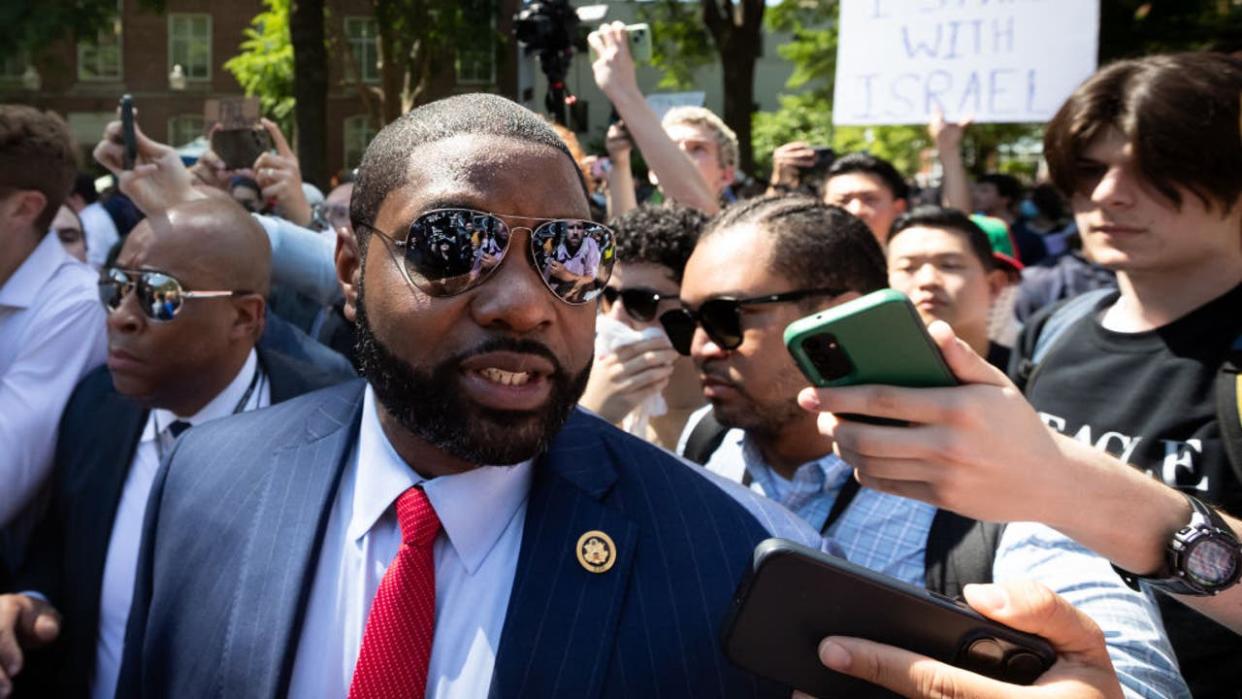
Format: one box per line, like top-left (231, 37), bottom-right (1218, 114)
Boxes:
top-left (576, 530), bottom-right (617, 574)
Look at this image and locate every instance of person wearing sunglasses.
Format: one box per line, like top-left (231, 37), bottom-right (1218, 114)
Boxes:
top-left (579, 204), bottom-right (707, 450)
top-left (671, 195), bottom-right (1185, 697)
top-left (110, 94), bottom-right (836, 698)
top-left (0, 197), bottom-right (356, 698)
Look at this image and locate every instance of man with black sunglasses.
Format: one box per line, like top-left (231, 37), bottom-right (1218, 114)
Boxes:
top-left (672, 195), bottom-right (1185, 697)
top-left (580, 204), bottom-right (707, 450)
top-left (0, 197), bottom-right (355, 698)
top-left (112, 94), bottom-right (828, 698)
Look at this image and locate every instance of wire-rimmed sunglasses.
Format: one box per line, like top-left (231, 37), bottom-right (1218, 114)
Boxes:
top-left (98, 267), bottom-right (251, 322)
top-left (658, 287), bottom-right (849, 355)
top-left (599, 286), bottom-right (678, 323)
top-left (357, 207), bottom-right (616, 305)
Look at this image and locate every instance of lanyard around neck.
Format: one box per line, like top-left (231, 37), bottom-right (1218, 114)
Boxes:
top-left (154, 365), bottom-right (265, 461)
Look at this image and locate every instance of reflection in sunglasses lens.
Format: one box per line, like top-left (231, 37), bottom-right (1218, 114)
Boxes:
top-left (401, 209), bottom-right (614, 305)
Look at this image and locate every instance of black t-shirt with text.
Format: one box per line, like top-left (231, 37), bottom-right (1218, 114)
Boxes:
top-left (1014, 282), bottom-right (1242, 699)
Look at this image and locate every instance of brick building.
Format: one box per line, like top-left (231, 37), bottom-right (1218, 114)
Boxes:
top-left (0, 0), bottom-right (520, 182)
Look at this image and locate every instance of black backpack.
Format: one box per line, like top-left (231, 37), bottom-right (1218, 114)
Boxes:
top-left (682, 411), bottom-right (1004, 600)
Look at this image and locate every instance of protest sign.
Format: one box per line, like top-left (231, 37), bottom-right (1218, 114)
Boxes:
top-left (833, 0), bottom-right (1098, 125)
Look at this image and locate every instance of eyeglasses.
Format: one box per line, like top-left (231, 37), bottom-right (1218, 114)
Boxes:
top-left (357, 208), bottom-right (616, 305)
top-left (658, 287), bottom-right (848, 355)
top-left (599, 286), bottom-right (677, 323)
top-left (98, 267), bottom-right (250, 322)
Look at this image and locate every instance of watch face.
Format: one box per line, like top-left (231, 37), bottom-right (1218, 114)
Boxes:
top-left (1185, 536), bottom-right (1241, 588)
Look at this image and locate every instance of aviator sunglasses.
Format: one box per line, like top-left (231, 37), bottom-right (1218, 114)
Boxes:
top-left (357, 208), bottom-right (616, 304)
top-left (658, 288), bottom-right (848, 355)
top-left (98, 267), bottom-right (251, 322)
top-left (599, 286), bottom-right (677, 323)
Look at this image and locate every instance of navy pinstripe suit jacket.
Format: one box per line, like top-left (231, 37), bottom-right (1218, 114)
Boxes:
top-left (116, 380), bottom-right (813, 698)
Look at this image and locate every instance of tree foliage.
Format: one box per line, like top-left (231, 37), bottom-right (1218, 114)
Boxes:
top-left (223, 0), bottom-right (296, 137)
top-left (0, 0), bottom-right (163, 62)
top-left (367, 0), bottom-right (500, 125)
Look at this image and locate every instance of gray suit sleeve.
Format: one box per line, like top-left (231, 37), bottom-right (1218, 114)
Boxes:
top-left (254, 214), bottom-right (342, 306)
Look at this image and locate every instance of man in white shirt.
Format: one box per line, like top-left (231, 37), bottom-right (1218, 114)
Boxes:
top-left (0, 106), bottom-right (106, 573)
top-left (0, 197), bottom-right (353, 698)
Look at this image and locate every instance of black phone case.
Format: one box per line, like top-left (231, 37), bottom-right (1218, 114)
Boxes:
top-left (721, 539), bottom-right (1056, 697)
top-left (213, 127), bottom-right (272, 170)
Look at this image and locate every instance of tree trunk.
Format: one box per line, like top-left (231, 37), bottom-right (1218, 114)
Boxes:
top-left (719, 39), bottom-right (758, 176)
top-left (290, 0), bottom-right (328, 188)
top-left (701, 0), bottom-right (764, 176)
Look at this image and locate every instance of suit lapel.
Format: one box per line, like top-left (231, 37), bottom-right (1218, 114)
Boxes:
top-left (217, 382), bottom-right (365, 699)
top-left (491, 411), bottom-right (638, 698)
top-left (72, 392), bottom-right (147, 592)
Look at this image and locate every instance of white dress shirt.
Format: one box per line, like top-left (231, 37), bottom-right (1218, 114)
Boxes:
top-left (91, 350), bottom-right (268, 699)
top-left (289, 385), bottom-right (533, 698)
top-left (78, 202), bottom-right (120, 270)
top-left (0, 232), bottom-right (106, 530)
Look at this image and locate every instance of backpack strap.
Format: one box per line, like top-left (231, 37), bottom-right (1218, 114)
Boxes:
top-left (1013, 288), bottom-right (1114, 392)
top-left (1216, 334), bottom-right (1242, 487)
top-left (682, 410), bottom-right (730, 466)
top-left (923, 510), bottom-right (1006, 600)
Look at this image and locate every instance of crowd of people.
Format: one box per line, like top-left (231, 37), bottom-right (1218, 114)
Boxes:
top-left (0, 18), bottom-right (1239, 699)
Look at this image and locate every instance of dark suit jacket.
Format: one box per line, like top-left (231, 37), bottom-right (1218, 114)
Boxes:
top-left (116, 380), bottom-right (795, 697)
top-left (15, 348), bottom-right (354, 698)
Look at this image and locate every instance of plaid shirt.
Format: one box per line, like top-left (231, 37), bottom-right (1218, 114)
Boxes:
top-left (690, 412), bottom-right (1189, 699)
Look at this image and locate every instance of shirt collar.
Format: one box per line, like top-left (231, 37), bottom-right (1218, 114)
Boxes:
top-left (0, 232), bottom-right (76, 309)
top-left (349, 384), bottom-right (533, 575)
top-left (143, 349), bottom-right (260, 441)
top-left (740, 434), bottom-right (853, 491)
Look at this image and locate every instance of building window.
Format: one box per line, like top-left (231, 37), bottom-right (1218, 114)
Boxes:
top-left (169, 14), bottom-right (212, 81)
top-left (344, 17), bottom-right (380, 84)
top-left (78, 19), bottom-right (123, 81)
top-left (344, 115), bottom-right (378, 170)
top-left (168, 115), bottom-right (205, 148)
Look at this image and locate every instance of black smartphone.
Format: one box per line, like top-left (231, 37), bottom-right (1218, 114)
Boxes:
top-left (120, 94), bottom-right (136, 170)
top-left (805, 146), bottom-right (835, 175)
top-left (722, 539), bottom-right (1056, 697)
top-left (211, 127), bottom-right (272, 171)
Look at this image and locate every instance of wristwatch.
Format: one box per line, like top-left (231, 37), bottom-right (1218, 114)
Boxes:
top-left (1114, 493), bottom-right (1242, 596)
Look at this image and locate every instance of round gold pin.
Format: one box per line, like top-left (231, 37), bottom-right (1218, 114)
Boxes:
top-left (576, 530), bottom-right (617, 574)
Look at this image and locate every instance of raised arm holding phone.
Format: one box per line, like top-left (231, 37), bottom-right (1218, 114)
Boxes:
top-left (588, 22), bottom-right (723, 215)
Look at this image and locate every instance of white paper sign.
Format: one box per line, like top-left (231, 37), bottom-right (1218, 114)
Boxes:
top-left (833, 0), bottom-right (1099, 125)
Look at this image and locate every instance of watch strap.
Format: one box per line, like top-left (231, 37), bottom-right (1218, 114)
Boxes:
top-left (1113, 493), bottom-right (1241, 596)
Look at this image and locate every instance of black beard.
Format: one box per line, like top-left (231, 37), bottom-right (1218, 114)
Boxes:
top-left (353, 287), bottom-right (592, 466)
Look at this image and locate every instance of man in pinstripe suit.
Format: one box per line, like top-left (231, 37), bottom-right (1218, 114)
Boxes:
top-left (115, 94), bottom-right (829, 698)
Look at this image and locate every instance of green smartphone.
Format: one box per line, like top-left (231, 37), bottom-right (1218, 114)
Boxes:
top-left (784, 288), bottom-right (956, 388)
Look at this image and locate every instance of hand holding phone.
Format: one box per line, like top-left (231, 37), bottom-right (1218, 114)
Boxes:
top-left (722, 539), bottom-right (1056, 697)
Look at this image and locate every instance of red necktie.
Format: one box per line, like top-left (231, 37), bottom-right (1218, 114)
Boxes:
top-left (349, 487), bottom-right (441, 699)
